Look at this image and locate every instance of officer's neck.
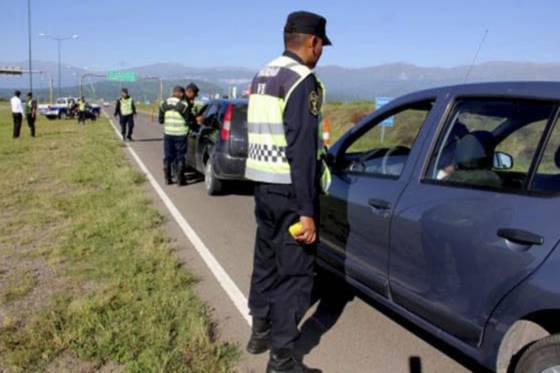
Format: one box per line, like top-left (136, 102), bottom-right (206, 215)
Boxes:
top-left (283, 49), bottom-right (313, 69)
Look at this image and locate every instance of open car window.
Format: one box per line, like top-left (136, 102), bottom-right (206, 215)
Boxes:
top-left (425, 98), bottom-right (556, 192)
top-left (339, 100), bottom-right (435, 178)
top-left (532, 115), bottom-right (560, 194)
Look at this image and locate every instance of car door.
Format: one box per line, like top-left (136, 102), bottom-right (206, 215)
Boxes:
top-left (389, 97), bottom-right (560, 346)
top-left (188, 102), bottom-right (219, 172)
top-left (319, 98), bottom-right (438, 295)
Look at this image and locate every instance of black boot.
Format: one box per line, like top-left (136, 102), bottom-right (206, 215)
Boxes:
top-left (266, 348), bottom-right (309, 373)
top-left (176, 161), bottom-right (186, 186)
top-left (164, 164), bottom-right (173, 185)
top-left (246, 318), bottom-right (271, 355)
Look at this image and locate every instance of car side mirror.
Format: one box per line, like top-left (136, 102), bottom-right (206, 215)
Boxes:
top-left (493, 151), bottom-right (513, 170)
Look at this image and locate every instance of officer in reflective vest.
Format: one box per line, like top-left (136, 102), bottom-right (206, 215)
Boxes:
top-left (158, 86), bottom-right (192, 186)
top-left (184, 83), bottom-right (203, 123)
top-left (77, 97), bottom-right (87, 124)
top-left (24, 92), bottom-right (37, 137)
top-left (114, 88), bottom-right (136, 141)
top-left (244, 11), bottom-right (331, 373)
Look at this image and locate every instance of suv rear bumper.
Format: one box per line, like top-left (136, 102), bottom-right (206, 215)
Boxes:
top-left (212, 151), bottom-right (246, 180)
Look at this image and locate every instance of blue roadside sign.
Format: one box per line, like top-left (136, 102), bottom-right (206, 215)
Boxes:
top-left (375, 97), bottom-right (394, 127)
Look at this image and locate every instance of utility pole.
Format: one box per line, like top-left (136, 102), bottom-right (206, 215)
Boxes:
top-left (39, 33), bottom-right (79, 97)
top-left (27, 0), bottom-right (33, 92)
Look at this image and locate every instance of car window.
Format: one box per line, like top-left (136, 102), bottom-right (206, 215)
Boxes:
top-left (532, 117), bottom-right (560, 193)
top-left (56, 98), bottom-right (65, 104)
top-left (340, 100), bottom-right (434, 178)
top-left (425, 98), bottom-right (556, 192)
top-left (233, 104), bottom-right (248, 125)
top-left (204, 104), bottom-right (220, 127)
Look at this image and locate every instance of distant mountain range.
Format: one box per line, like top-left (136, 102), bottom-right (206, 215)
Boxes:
top-left (2, 60), bottom-right (560, 101)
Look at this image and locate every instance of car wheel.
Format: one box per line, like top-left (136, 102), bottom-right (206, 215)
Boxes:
top-left (59, 111), bottom-right (67, 120)
top-left (204, 160), bottom-right (222, 196)
top-left (515, 334), bottom-right (560, 373)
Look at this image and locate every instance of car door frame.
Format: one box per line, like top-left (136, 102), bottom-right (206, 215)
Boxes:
top-left (191, 101), bottom-right (222, 172)
top-left (320, 90), bottom-right (448, 295)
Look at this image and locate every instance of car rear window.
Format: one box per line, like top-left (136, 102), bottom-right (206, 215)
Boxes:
top-left (232, 104), bottom-right (247, 125)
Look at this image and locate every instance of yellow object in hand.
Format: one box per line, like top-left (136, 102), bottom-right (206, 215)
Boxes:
top-left (289, 222), bottom-right (304, 239)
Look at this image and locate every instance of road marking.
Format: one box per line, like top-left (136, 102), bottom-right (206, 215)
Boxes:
top-left (103, 112), bottom-right (251, 325)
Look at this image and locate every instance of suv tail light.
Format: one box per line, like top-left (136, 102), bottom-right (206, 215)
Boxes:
top-left (220, 104), bottom-right (234, 141)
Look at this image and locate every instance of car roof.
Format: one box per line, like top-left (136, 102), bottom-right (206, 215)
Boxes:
top-left (207, 98), bottom-right (248, 106)
top-left (397, 81), bottom-right (560, 103)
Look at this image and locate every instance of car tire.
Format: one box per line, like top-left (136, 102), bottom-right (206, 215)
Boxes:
top-left (515, 334), bottom-right (560, 373)
top-left (59, 111), bottom-right (67, 120)
top-left (204, 160), bottom-right (222, 196)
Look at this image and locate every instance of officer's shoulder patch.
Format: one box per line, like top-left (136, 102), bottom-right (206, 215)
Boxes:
top-left (308, 90), bottom-right (321, 117)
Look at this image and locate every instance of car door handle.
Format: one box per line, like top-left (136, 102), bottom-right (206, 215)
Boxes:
top-left (368, 198), bottom-right (392, 211)
top-left (497, 228), bottom-right (544, 246)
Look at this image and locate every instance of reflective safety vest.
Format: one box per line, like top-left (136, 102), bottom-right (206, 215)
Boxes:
top-left (245, 55), bottom-right (331, 192)
top-left (119, 97), bottom-right (133, 116)
top-left (161, 97), bottom-right (189, 136)
top-left (78, 100), bottom-right (86, 111)
top-left (25, 99), bottom-right (33, 115)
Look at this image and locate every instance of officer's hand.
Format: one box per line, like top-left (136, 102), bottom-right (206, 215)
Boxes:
top-left (295, 216), bottom-right (316, 245)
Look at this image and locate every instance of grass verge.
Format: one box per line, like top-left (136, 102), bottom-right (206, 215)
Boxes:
top-left (0, 105), bottom-right (238, 372)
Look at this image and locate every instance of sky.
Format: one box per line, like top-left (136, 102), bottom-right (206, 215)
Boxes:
top-left (1, 0), bottom-right (559, 70)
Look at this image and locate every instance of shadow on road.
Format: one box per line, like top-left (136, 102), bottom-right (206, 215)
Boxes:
top-left (295, 270), bottom-right (354, 362)
top-left (295, 269), bottom-right (491, 373)
top-left (131, 137), bottom-right (163, 143)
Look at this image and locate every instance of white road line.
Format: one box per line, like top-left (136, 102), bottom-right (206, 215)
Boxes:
top-left (103, 112), bottom-right (251, 325)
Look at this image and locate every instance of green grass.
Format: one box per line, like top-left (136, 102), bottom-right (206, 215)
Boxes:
top-left (0, 106), bottom-right (238, 372)
top-left (1, 272), bottom-right (38, 303)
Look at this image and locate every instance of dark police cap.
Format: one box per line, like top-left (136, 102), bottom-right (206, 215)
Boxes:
top-left (284, 11), bottom-right (332, 46)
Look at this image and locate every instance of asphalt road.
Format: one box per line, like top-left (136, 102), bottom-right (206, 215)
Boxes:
top-left (105, 108), bottom-right (487, 373)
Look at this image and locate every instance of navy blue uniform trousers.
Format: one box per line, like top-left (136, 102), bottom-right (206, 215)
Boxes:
top-left (248, 183), bottom-right (316, 350)
top-left (119, 114), bottom-right (134, 138)
top-left (163, 134), bottom-right (187, 168)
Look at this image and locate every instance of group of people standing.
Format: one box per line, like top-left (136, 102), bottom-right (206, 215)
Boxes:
top-left (113, 83), bottom-right (201, 187)
top-left (10, 90), bottom-right (37, 138)
top-left (158, 83), bottom-right (201, 186)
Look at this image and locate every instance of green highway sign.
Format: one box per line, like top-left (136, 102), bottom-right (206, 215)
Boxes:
top-left (106, 71), bottom-right (137, 82)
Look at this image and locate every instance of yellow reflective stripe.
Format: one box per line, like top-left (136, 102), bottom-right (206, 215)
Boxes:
top-left (248, 95), bottom-right (284, 124)
top-left (246, 157), bottom-right (290, 171)
top-left (247, 132), bottom-right (287, 147)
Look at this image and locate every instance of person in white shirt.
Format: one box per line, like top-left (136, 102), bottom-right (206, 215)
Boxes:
top-left (10, 90), bottom-right (24, 138)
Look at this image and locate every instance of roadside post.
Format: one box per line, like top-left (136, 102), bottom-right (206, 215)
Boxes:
top-left (375, 97), bottom-right (394, 143)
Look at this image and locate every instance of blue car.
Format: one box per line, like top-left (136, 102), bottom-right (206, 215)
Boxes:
top-left (319, 82), bottom-right (560, 372)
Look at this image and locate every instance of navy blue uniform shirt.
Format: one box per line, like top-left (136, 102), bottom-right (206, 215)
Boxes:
top-left (283, 50), bottom-right (321, 218)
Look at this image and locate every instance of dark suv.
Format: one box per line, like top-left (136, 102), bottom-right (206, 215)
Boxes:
top-left (186, 99), bottom-right (248, 194)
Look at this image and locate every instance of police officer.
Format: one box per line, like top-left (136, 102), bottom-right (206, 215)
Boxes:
top-left (184, 83), bottom-right (205, 123)
top-left (244, 11), bottom-right (331, 373)
top-left (158, 86), bottom-right (193, 186)
top-left (77, 96), bottom-right (87, 124)
top-left (114, 88), bottom-right (136, 141)
top-left (24, 92), bottom-right (37, 137)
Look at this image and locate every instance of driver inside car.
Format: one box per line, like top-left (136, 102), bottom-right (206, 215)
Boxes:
top-left (436, 121), bottom-right (469, 180)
